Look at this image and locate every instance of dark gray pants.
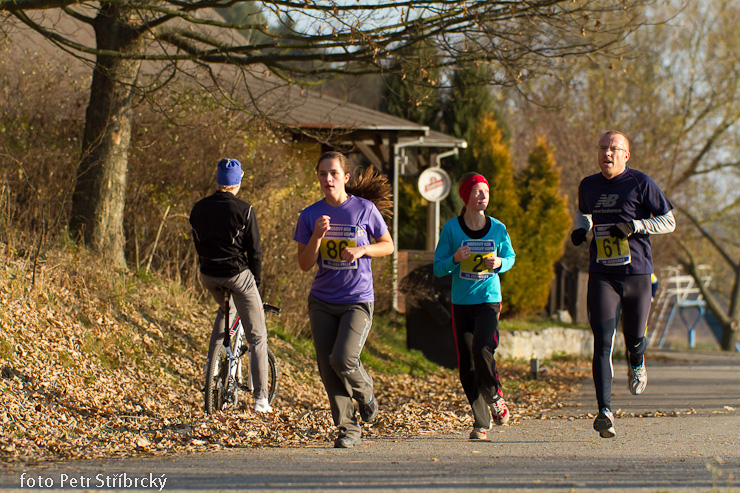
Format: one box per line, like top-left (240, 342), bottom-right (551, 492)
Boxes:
top-left (308, 294), bottom-right (374, 440)
top-left (201, 269), bottom-right (269, 401)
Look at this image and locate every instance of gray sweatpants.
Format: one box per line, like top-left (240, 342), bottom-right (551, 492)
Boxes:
top-left (308, 294), bottom-right (374, 440)
top-left (201, 269), bottom-right (269, 401)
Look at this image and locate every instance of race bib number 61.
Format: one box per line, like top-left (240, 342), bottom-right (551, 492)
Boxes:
top-left (594, 224), bottom-right (631, 266)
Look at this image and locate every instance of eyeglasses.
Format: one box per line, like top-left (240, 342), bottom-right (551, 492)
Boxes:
top-left (597, 145), bottom-right (627, 154)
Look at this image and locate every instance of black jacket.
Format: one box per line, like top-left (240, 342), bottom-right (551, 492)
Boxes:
top-left (189, 191), bottom-right (262, 281)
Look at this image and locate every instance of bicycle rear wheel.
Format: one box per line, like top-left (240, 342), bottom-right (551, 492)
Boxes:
top-left (266, 348), bottom-right (279, 404)
top-left (243, 347), bottom-right (280, 404)
top-left (204, 344), bottom-right (228, 414)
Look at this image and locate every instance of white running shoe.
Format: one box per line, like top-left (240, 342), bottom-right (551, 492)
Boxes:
top-left (628, 359), bottom-right (648, 395)
top-left (254, 398), bottom-right (273, 413)
top-left (490, 396), bottom-right (510, 426)
top-left (469, 427), bottom-right (488, 440)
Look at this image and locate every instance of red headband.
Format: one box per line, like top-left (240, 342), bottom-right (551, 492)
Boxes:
top-left (459, 174), bottom-right (489, 204)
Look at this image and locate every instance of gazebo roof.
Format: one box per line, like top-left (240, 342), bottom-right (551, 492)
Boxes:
top-left (239, 72), bottom-right (466, 153)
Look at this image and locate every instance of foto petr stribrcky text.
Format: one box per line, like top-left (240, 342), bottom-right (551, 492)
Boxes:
top-left (20, 472), bottom-right (168, 491)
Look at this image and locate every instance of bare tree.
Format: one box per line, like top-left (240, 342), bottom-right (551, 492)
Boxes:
top-left (504, 0), bottom-right (740, 349)
top-left (2, 0), bottom-right (653, 267)
top-left (679, 208), bottom-right (740, 350)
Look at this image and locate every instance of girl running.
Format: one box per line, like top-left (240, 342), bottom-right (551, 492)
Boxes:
top-left (293, 151), bottom-right (394, 448)
top-left (434, 172), bottom-right (516, 440)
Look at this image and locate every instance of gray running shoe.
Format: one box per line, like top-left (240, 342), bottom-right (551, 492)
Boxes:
top-left (334, 435), bottom-right (361, 448)
top-left (593, 408), bottom-right (616, 438)
top-left (628, 359), bottom-right (648, 395)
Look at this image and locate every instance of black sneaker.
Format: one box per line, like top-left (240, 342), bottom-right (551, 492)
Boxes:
top-left (593, 408), bottom-right (616, 438)
top-left (359, 395), bottom-right (378, 423)
top-left (334, 435), bottom-right (361, 448)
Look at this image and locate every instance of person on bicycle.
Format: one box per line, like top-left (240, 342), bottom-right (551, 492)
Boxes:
top-left (294, 151), bottom-right (394, 448)
top-left (190, 158), bottom-right (273, 413)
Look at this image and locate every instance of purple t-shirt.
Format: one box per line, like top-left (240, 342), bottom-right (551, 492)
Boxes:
top-left (294, 195), bottom-right (388, 304)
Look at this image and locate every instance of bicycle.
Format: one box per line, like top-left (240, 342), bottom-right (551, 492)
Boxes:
top-left (204, 289), bottom-right (280, 414)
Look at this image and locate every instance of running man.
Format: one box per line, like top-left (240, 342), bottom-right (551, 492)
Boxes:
top-left (571, 131), bottom-right (675, 438)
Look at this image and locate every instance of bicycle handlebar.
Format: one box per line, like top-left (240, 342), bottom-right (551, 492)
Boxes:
top-left (263, 303), bottom-right (281, 315)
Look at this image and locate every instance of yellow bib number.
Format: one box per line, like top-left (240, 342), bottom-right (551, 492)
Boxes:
top-left (319, 223), bottom-right (359, 270)
top-left (459, 240), bottom-right (496, 280)
top-left (460, 253), bottom-right (493, 275)
top-left (594, 224), bottom-right (631, 266)
top-left (320, 238), bottom-right (355, 261)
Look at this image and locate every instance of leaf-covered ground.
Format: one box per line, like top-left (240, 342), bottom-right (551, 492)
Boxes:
top-left (0, 248), bottom-right (589, 465)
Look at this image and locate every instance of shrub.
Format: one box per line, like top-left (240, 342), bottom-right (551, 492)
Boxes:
top-left (466, 115), bottom-right (570, 316)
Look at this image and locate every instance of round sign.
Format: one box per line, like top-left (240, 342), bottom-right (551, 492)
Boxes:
top-left (417, 167), bottom-right (451, 202)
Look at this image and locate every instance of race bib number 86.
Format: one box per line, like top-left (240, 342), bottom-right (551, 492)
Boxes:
top-left (320, 224), bottom-right (358, 270)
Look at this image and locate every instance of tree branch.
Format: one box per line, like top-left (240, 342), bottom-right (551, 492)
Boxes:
top-left (676, 205), bottom-right (738, 269)
top-left (679, 244), bottom-right (733, 328)
top-left (672, 115), bottom-right (740, 190)
top-left (1, 0), bottom-right (77, 10)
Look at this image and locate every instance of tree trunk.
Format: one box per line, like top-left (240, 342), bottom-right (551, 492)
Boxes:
top-left (722, 270), bottom-right (740, 351)
top-left (720, 322), bottom-right (740, 351)
top-left (69, 6), bottom-right (144, 269)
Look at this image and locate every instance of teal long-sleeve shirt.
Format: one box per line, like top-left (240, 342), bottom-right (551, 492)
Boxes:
top-left (433, 215), bottom-right (516, 305)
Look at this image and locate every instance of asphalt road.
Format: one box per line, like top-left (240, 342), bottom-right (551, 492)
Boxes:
top-left (2, 348), bottom-right (739, 492)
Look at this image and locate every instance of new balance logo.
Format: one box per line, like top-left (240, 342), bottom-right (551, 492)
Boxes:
top-left (594, 194), bottom-right (619, 208)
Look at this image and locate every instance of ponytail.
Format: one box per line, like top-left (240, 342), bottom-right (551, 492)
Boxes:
top-left (347, 166), bottom-right (393, 219)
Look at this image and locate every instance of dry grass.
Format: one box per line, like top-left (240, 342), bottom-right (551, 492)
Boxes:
top-left (0, 244), bottom-right (588, 465)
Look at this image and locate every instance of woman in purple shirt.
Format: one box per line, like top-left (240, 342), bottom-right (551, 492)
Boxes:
top-left (294, 151), bottom-right (394, 448)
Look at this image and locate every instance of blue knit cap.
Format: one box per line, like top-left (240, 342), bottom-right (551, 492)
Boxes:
top-left (217, 158), bottom-right (243, 186)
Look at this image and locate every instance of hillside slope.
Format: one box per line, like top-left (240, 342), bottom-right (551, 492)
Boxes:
top-left (0, 246), bottom-right (586, 464)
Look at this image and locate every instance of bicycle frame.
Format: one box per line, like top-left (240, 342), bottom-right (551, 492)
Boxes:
top-left (221, 292), bottom-right (280, 410)
top-left (205, 287), bottom-right (280, 414)
top-left (222, 314), bottom-right (245, 409)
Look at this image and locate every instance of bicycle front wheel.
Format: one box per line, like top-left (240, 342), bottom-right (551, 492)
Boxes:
top-left (204, 344), bottom-right (228, 414)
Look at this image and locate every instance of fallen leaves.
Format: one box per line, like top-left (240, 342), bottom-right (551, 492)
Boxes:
top-left (0, 249), bottom-right (590, 465)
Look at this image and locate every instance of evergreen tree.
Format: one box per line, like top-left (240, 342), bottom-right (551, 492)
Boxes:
top-left (396, 177), bottom-right (428, 250)
top-left (379, 43), bottom-right (445, 250)
top-left (379, 44), bottom-right (444, 128)
top-left (438, 66), bottom-right (505, 221)
top-left (444, 67), bottom-right (497, 149)
top-left (467, 115), bottom-right (570, 316)
top-left (469, 114), bottom-right (520, 229)
top-left (502, 137), bottom-right (571, 315)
